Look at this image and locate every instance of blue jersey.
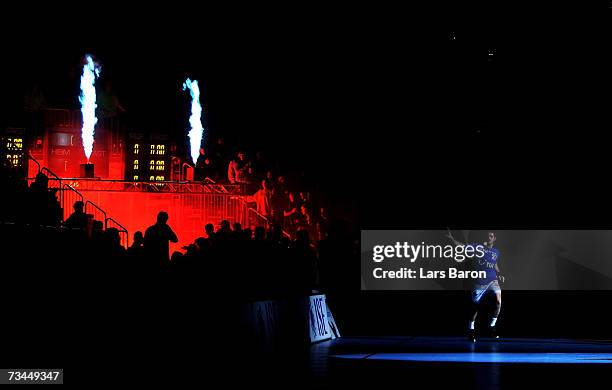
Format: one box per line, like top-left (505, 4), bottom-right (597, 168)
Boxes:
top-left (471, 244), bottom-right (499, 284)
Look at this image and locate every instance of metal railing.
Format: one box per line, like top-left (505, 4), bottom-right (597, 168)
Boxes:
top-left (85, 200), bottom-right (107, 227)
top-left (41, 167), bottom-right (62, 186)
top-left (56, 178), bottom-right (249, 195)
top-left (26, 164), bottom-right (130, 248)
top-left (61, 184), bottom-right (84, 221)
top-left (232, 195), bottom-right (293, 239)
top-left (201, 176), bottom-right (293, 238)
top-left (27, 153), bottom-right (41, 174)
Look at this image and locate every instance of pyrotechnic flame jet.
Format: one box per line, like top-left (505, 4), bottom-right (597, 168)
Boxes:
top-left (183, 78), bottom-right (204, 164)
top-left (79, 55), bottom-right (101, 162)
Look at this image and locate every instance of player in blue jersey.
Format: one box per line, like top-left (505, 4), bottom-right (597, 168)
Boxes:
top-left (446, 231), bottom-right (504, 342)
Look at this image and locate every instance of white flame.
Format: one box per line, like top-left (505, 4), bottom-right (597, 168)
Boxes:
top-left (183, 78), bottom-right (204, 164)
top-left (79, 55), bottom-right (100, 162)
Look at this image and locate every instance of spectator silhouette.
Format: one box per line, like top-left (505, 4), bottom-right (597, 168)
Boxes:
top-left (104, 228), bottom-right (126, 259)
top-left (254, 226), bottom-right (266, 241)
top-left (253, 179), bottom-right (273, 219)
top-left (204, 223), bottom-right (215, 239)
top-left (296, 204), bottom-right (315, 240)
top-left (28, 172), bottom-right (62, 226)
top-left (218, 220), bottom-right (231, 237)
top-left (64, 201), bottom-right (88, 230)
top-left (127, 231), bottom-right (145, 261)
top-left (196, 223), bottom-right (216, 255)
top-left (227, 151), bottom-right (252, 184)
top-left (283, 192), bottom-right (300, 232)
top-left (231, 222), bottom-right (243, 241)
top-left (144, 211), bottom-right (178, 268)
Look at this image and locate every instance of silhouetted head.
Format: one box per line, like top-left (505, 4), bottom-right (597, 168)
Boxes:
top-left (265, 171), bottom-right (273, 180)
top-left (74, 201), bottom-right (84, 213)
top-left (237, 152), bottom-right (245, 161)
top-left (204, 223), bottom-right (215, 236)
top-left (107, 228), bottom-right (121, 244)
top-left (243, 228), bottom-right (252, 240)
top-left (133, 231), bottom-right (144, 245)
top-left (254, 226), bottom-right (266, 240)
top-left (220, 220), bottom-right (231, 232)
top-left (233, 222), bottom-right (242, 232)
top-left (157, 211), bottom-right (169, 224)
top-left (34, 172), bottom-right (49, 189)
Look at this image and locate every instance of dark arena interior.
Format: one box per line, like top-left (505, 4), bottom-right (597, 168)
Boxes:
top-left (1, 3), bottom-right (612, 388)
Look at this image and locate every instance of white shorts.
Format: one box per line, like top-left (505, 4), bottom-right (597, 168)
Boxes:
top-left (472, 280), bottom-right (501, 304)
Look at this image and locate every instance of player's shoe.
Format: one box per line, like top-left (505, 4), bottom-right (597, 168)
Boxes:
top-left (489, 326), bottom-right (499, 339)
top-left (467, 329), bottom-right (476, 343)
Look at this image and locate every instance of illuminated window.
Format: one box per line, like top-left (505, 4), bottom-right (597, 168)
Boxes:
top-left (133, 159), bottom-right (139, 170)
top-left (6, 138), bottom-right (23, 151)
top-left (134, 144), bottom-right (139, 154)
top-left (133, 175), bottom-right (139, 181)
top-left (156, 144), bottom-right (165, 155)
top-left (155, 160), bottom-right (165, 171)
top-left (6, 154), bottom-right (20, 167)
top-left (150, 145), bottom-right (155, 154)
top-left (149, 160), bottom-right (155, 170)
top-left (150, 175), bottom-right (155, 181)
top-left (156, 176), bottom-right (165, 181)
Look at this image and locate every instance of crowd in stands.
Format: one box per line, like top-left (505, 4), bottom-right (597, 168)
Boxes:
top-left (195, 136), bottom-right (331, 240)
top-left (118, 209), bottom-right (356, 301)
top-left (1, 159), bottom-right (357, 302)
top-left (1, 157), bottom-right (359, 371)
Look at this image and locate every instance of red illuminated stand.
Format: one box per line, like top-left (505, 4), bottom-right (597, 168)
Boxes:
top-left (38, 175), bottom-right (260, 253)
top-left (25, 109), bottom-right (266, 252)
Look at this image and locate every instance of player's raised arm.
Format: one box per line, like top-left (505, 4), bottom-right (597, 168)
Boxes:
top-left (446, 229), bottom-right (465, 246)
